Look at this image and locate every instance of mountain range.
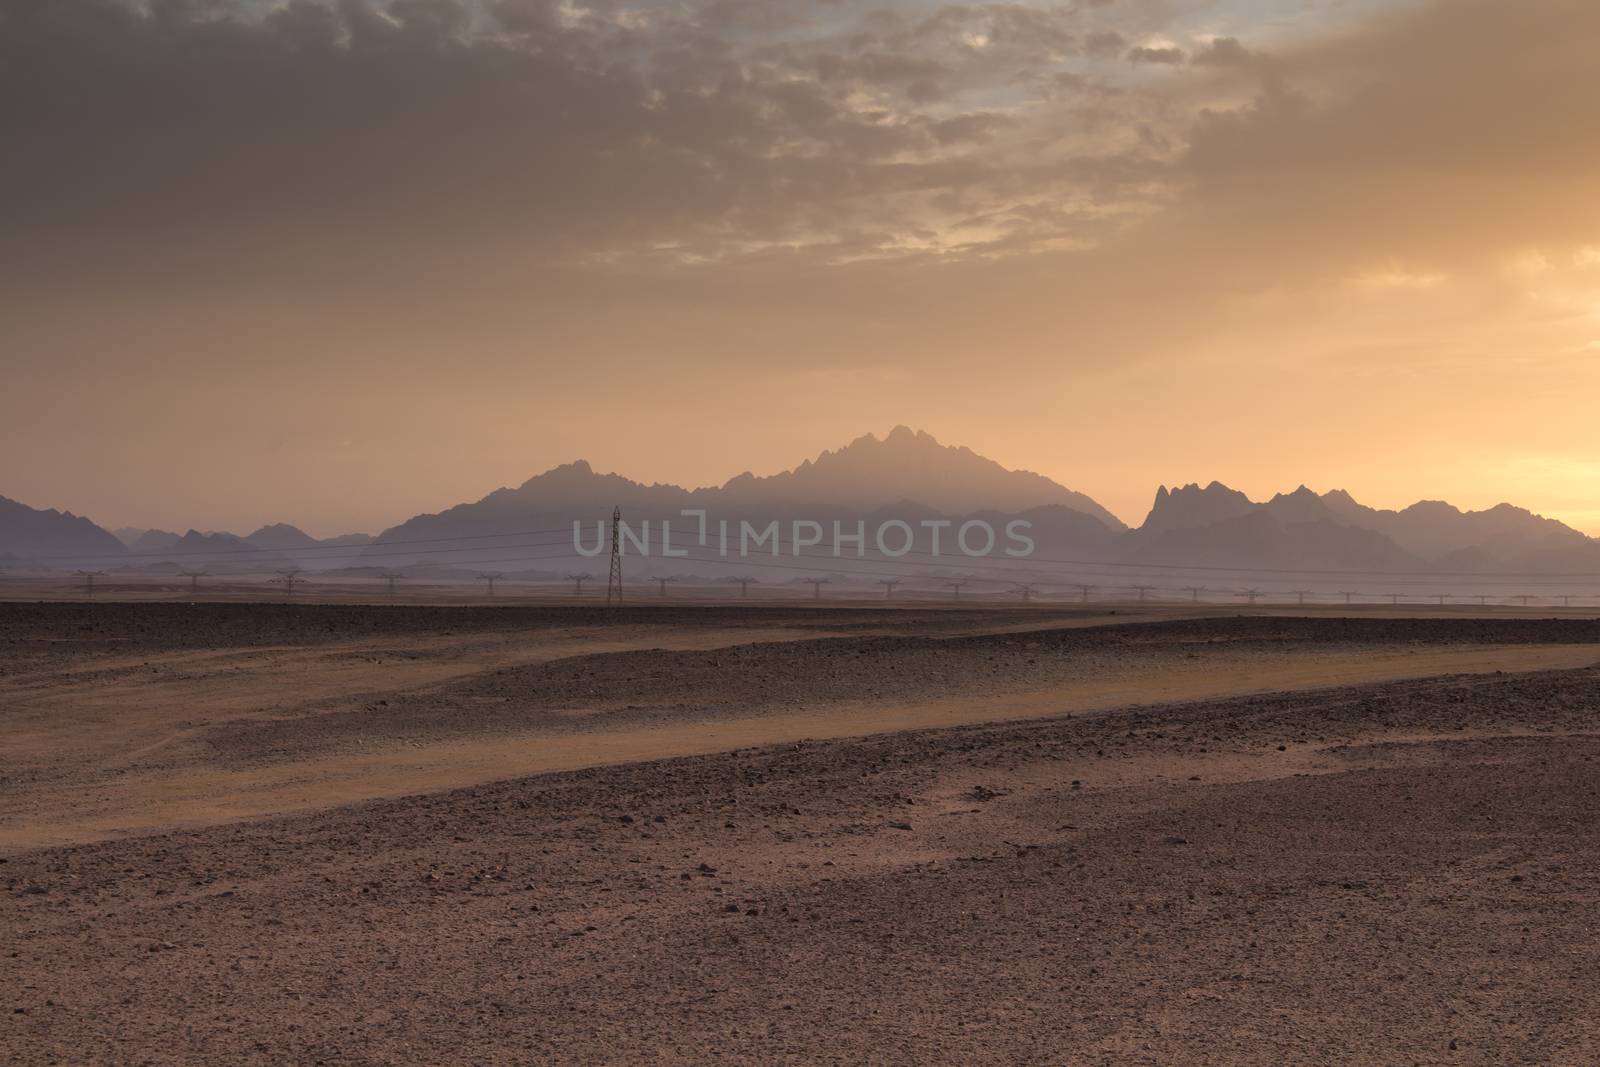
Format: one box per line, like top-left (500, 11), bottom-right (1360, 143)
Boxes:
top-left (3, 428), bottom-right (1596, 579)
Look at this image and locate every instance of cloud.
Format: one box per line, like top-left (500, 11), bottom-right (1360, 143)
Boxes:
top-left (1191, 36), bottom-right (1255, 68)
top-left (1126, 44), bottom-right (1186, 64)
top-left (7, 0), bottom-right (1600, 539)
top-left (5, 0), bottom-right (1600, 358)
top-left (0, 0), bottom-right (1185, 276)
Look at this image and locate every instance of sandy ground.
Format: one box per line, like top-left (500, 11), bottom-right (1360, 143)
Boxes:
top-left (5, 605), bottom-right (1598, 850)
top-left (4, 604), bottom-right (1600, 1063)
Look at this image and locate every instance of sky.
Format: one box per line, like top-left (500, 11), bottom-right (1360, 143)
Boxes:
top-left (3, 0), bottom-right (1599, 537)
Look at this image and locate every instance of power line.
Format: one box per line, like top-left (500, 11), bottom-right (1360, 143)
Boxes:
top-left (605, 507), bottom-right (623, 606)
top-left (27, 512), bottom-right (1600, 584)
top-left (26, 524), bottom-right (579, 563)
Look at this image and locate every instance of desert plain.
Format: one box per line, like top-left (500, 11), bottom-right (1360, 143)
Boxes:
top-left (4, 600), bottom-right (1600, 1064)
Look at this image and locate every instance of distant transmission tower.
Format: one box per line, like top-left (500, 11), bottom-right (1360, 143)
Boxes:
top-left (605, 507), bottom-right (623, 606)
top-left (1291, 589), bottom-right (1313, 606)
top-left (946, 580), bottom-right (968, 601)
top-left (179, 568), bottom-right (206, 595)
top-left (805, 578), bottom-right (829, 600)
top-left (1012, 582), bottom-right (1038, 604)
top-left (74, 569), bottom-right (107, 596)
top-left (733, 577), bottom-right (756, 598)
top-left (566, 573), bottom-right (592, 597)
top-left (877, 579), bottom-right (900, 600)
top-left (653, 576), bottom-right (675, 598)
top-left (1239, 589), bottom-right (1264, 606)
top-left (1339, 591), bottom-right (1358, 605)
top-left (1073, 583), bottom-right (1096, 603)
top-left (379, 571), bottom-right (405, 597)
top-left (1132, 584), bottom-right (1155, 602)
top-left (270, 568), bottom-right (307, 596)
top-left (477, 572), bottom-right (503, 596)
top-left (1184, 586), bottom-right (1206, 603)
top-left (1434, 593), bottom-right (1450, 606)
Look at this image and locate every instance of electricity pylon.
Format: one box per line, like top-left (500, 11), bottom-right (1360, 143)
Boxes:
top-left (1132, 584), bottom-right (1155, 602)
top-left (1434, 593), bottom-right (1450, 606)
top-left (566, 573), bottom-right (591, 597)
top-left (946, 580), bottom-right (968, 601)
top-left (1516, 594), bottom-right (1534, 607)
top-left (1387, 592), bottom-right (1403, 606)
top-left (653, 576), bottom-right (675, 597)
top-left (876, 579), bottom-right (900, 600)
top-left (74, 569), bottom-right (107, 595)
top-left (179, 568), bottom-right (206, 595)
top-left (1012, 583), bottom-right (1038, 604)
top-left (379, 571), bottom-right (404, 596)
top-left (1073, 583), bottom-right (1096, 603)
top-left (805, 578), bottom-right (829, 600)
top-left (270, 568), bottom-right (307, 596)
top-left (1292, 589), bottom-right (1313, 606)
top-left (1239, 589), bottom-right (1264, 606)
top-left (477, 572), bottom-right (503, 596)
top-left (605, 507), bottom-right (623, 606)
top-left (733, 577), bottom-right (756, 598)
top-left (1339, 591), bottom-right (1358, 605)
top-left (1184, 586), bottom-right (1206, 603)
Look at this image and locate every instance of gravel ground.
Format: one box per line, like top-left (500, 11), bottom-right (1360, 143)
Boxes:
top-left (5, 658), bottom-right (1600, 1064)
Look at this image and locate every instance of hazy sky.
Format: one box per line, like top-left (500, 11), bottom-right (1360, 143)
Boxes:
top-left (4, 0), bottom-right (1599, 536)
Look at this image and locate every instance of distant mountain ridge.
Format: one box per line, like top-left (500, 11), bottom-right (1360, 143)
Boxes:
top-left (707, 427), bottom-right (1126, 530)
top-left (359, 427), bottom-right (1125, 572)
top-left (1136, 481), bottom-right (1593, 572)
top-left (3, 428), bottom-right (1595, 577)
top-left (0, 495), bottom-right (127, 565)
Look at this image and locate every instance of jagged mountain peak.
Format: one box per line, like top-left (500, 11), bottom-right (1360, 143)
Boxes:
top-left (1140, 480), bottom-right (1255, 534)
top-left (0, 494), bottom-right (128, 562)
top-left (706, 427), bottom-right (1125, 528)
top-left (367, 428), bottom-right (1126, 554)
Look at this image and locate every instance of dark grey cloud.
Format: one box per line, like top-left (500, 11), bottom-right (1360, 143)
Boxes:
top-left (6, 0), bottom-right (1595, 307)
top-left (0, 0), bottom-right (1172, 277)
top-left (1191, 36), bottom-right (1255, 68)
top-left (1126, 44), bottom-right (1185, 64)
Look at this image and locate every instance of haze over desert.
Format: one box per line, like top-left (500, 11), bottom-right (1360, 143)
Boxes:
top-left (6, 0), bottom-right (1600, 1063)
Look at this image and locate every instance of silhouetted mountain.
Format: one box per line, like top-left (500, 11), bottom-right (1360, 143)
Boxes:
top-left (10, 441), bottom-right (1594, 581)
top-left (1131, 481), bottom-right (1594, 574)
top-left (710, 427), bottom-right (1126, 529)
top-left (1494, 537), bottom-right (1600, 575)
top-left (166, 530), bottom-right (256, 555)
top-left (246, 523), bottom-right (317, 550)
top-left (123, 530), bottom-right (299, 574)
top-left (362, 428), bottom-right (1124, 573)
top-left (111, 526), bottom-right (149, 547)
top-left (0, 495), bottom-right (127, 566)
top-left (1129, 509), bottom-right (1424, 572)
top-left (130, 528), bottom-right (182, 554)
top-left (316, 533), bottom-right (375, 548)
top-left (245, 524), bottom-right (375, 570)
top-left (1139, 482), bottom-right (1256, 535)
top-left (1262, 486), bottom-right (1338, 526)
top-left (1317, 492), bottom-right (1587, 561)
